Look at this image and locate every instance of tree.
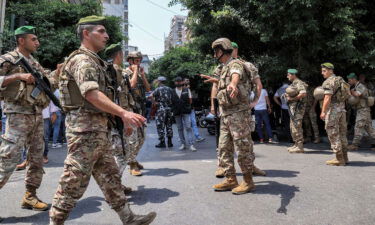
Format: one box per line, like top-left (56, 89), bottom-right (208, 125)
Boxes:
top-left (170, 0), bottom-right (375, 87)
top-left (2, 0), bottom-right (124, 69)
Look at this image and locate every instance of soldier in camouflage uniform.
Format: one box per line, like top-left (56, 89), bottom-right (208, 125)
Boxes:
top-left (104, 43), bottom-right (135, 194)
top-left (303, 85), bottom-right (320, 144)
top-left (124, 51), bottom-right (151, 176)
top-left (0, 26), bottom-right (60, 211)
top-left (202, 38), bottom-right (256, 195)
top-left (49, 16), bottom-right (156, 225)
top-left (347, 73), bottom-right (375, 151)
top-left (285, 69), bottom-right (307, 153)
top-left (320, 63), bottom-right (349, 166)
top-left (152, 76), bottom-right (174, 148)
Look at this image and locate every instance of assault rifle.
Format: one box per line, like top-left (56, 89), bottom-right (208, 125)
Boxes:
top-left (283, 93), bottom-right (301, 126)
top-left (213, 98), bottom-right (220, 147)
top-left (17, 57), bottom-right (62, 109)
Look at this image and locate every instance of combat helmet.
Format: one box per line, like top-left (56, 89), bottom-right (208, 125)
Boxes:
top-left (286, 86), bottom-right (298, 97)
top-left (126, 51), bottom-right (143, 61)
top-left (211, 38), bottom-right (233, 51)
top-left (313, 86), bottom-right (324, 100)
top-left (347, 95), bottom-right (359, 105)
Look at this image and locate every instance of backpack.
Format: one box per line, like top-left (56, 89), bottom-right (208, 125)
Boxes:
top-left (334, 76), bottom-right (350, 102)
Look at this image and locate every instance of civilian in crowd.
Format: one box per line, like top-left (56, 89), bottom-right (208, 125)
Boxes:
top-left (51, 90), bottom-right (62, 148)
top-left (253, 88), bottom-right (276, 143)
top-left (274, 80), bottom-right (293, 142)
top-left (184, 78), bottom-right (205, 143)
top-left (42, 101), bottom-right (59, 163)
top-left (172, 77), bottom-right (197, 151)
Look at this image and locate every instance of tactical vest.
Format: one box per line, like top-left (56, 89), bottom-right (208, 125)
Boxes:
top-left (0, 51), bottom-right (49, 108)
top-left (113, 64), bottom-right (135, 110)
top-left (59, 49), bottom-right (112, 113)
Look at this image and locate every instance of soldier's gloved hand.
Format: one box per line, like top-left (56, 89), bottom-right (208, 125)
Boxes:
top-left (18, 73), bottom-right (35, 84)
top-left (121, 110), bottom-right (146, 128)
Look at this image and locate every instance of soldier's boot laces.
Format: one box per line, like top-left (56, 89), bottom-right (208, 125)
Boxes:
top-left (136, 161), bottom-right (144, 170)
top-left (326, 152), bottom-right (346, 166)
top-left (155, 140), bottom-right (166, 148)
top-left (288, 142), bottom-right (304, 153)
top-left (313, 137), bottom-right (321, 144)
top-left (129, 163), bottom-right (142, 176)
top-left (117, 204), bottom-right (156, 225)
top-left (21, 190), bottom-right (49, 211)
top-left (167, 137), bottom-right (173, 147)
top-left (232, 173), bottom-right (255, 195)
top-left (343, 151), bottom-right (349, 164)
top-left (213, 176), bottom-right (238, 191)
top-left (347, 144), bottom-right (358, 151)
top-left (252, 165), bottom-right (266, 176)
top-left (215, 167), bottom-right (225, 178)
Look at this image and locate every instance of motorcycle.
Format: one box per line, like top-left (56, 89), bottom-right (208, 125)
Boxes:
top-left (195, 108), bottom-right (209, 128)
top-left (204, 113), bottom-right (216, 135)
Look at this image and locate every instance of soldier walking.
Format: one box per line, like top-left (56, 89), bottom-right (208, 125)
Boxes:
top-left (124, 51), bottom-right (151, 176)
top-left (285, 69), bottom-right (307, 153)
top-left (320, 63), bottom-right (349, 166)
top-left (347, 73), bottom-right (375, 151)
top-left (0, 26), bottom-right (60, 211)
top-left (49, 16), bottom-right (156, 225)
top-left (152, 76), bottom-right (174, 148)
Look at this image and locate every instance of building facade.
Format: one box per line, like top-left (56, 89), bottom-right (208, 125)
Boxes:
top-left (164, 15), bottom-right (188, 52)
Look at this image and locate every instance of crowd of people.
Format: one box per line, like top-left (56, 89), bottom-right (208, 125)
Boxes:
top-left (0, 14), bottom-right (375, 225)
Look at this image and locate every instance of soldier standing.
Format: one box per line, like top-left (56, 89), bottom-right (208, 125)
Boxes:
top-left (104, 43), bottom-right (135, 194)
top-left (152, 76), bottom-right (174, 148)
top-left (0, 26), bottom-right (59, 211)
top-left (124, 51), bottom-right (151, 176)
top-left (303, 85), bottom-right (321, 144)
top-left (320, 63), bottom-right (349, 166)
top-left (285, 69), bottom-right (307, 153)
top-left (202, 38), bottom-right (256, 195)
top-left (347, 73), bottom-right (375, 151)
top-left (49, 16), bottom-right (156, 225)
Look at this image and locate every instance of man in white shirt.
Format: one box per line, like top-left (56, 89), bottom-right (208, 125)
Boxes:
top-left (42, 101), bottom-right (59, 163)
top-left (274, 80), bottom-right (292, 142)
top-left (254, 89), bottom-right (275, 143)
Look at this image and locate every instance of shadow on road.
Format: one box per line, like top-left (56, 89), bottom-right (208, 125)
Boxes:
top-left (3, 209), bottom-right (49, 225)
top-left (128, 185), bottom-right (179, 205)
top-left (69, 196), bottom-right (105, 220)
top-left (304, 150), bottom-right (332, 155)
top-left (142, 168), bottom-right (188, 177)
top-left (254, 181), bottom-right (299, 215)
top-left (262, 170), bottom-right (300, 178)
top-left (347, 161), bottom-right (375, 167)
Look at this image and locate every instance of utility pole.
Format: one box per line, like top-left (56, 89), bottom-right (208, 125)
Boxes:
top-left (0, 0), bottom-right (6, 53)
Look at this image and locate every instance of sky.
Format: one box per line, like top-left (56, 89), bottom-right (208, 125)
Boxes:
top-left (128, 0), bottom-right (188, 58)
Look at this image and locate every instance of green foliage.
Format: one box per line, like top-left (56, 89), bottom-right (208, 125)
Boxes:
top-left (2, 0), bottom-right (124, 69)
top-left (170, 0), bottom-right (375, 87)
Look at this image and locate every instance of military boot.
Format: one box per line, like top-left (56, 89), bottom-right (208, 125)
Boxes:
top-left (167, 137), bottom-right (173, 147)
top-left (215, 167), bottom-right (225, 178)
top-left (155, 140), bottom-right (166, 148)
top-left (347, 144), bottom-right (358, 151)
top-left (129, 163), bottom-right (142, 176)
top-left (213, 175), bottom-right (238, 191)
top-left (252, 165), bottom-right (266, 176)
top-left (343, 151), bottom-right (349, 164)
top-left (288, 142), bottom-right (304, 153)
top-left (287, 144), bottom-right (296, 152)
top-left (116, 204), bottom-right (156, 225)
top-left (21, 187), bottom-right (49, 211)
top-left (326, 152), bottom-right (346, 166)
top-left (122, 185), bottom-right (132, 195)
top-left (136, 161), bottom-right (144, 170)
top-left (313, 137), bottom-right (321, 144)
top-left (232, 173), bottom-right (255, 195)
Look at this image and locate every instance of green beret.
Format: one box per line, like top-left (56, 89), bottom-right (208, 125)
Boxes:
top-left (14, 26), bottom-right (36, 36)
top-left (347, 73), bottom-right (357, 79)
top-left (77, 15), bottom-right (106, 26)
top-left (321, 62), bottom-right (334, 70)
top-left (287, 69), bottom-right (298, 74)
top-left (105, 43), bottom-right (122, 57)
top-left (231, 42), bottom-right (238, 49)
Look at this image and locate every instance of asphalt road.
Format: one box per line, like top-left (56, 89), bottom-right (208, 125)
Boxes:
top-left (1, 121), bottom-right (375, 225)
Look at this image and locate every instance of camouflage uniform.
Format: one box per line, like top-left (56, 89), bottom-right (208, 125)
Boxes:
top-left (110, 64), bottom-right (135, 175)
top-left (0, 50), bottom-right (57, 191)
top-left (153, 85), bottom-right (174, 141)
top-left (288, 78), bottom-right (307, 149)
top-left (50, 46), bottom-right (126, 223)
top-left (303, 86), bottom-right (320, 141)
top-left (123, 68), bottom-right (146, 164)
top-left (351, 82), bottom-right (375, 146)
top-left (216, 58), bottom-right (254, 177)
top-left (322, 75), bottom-right (348, 154)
